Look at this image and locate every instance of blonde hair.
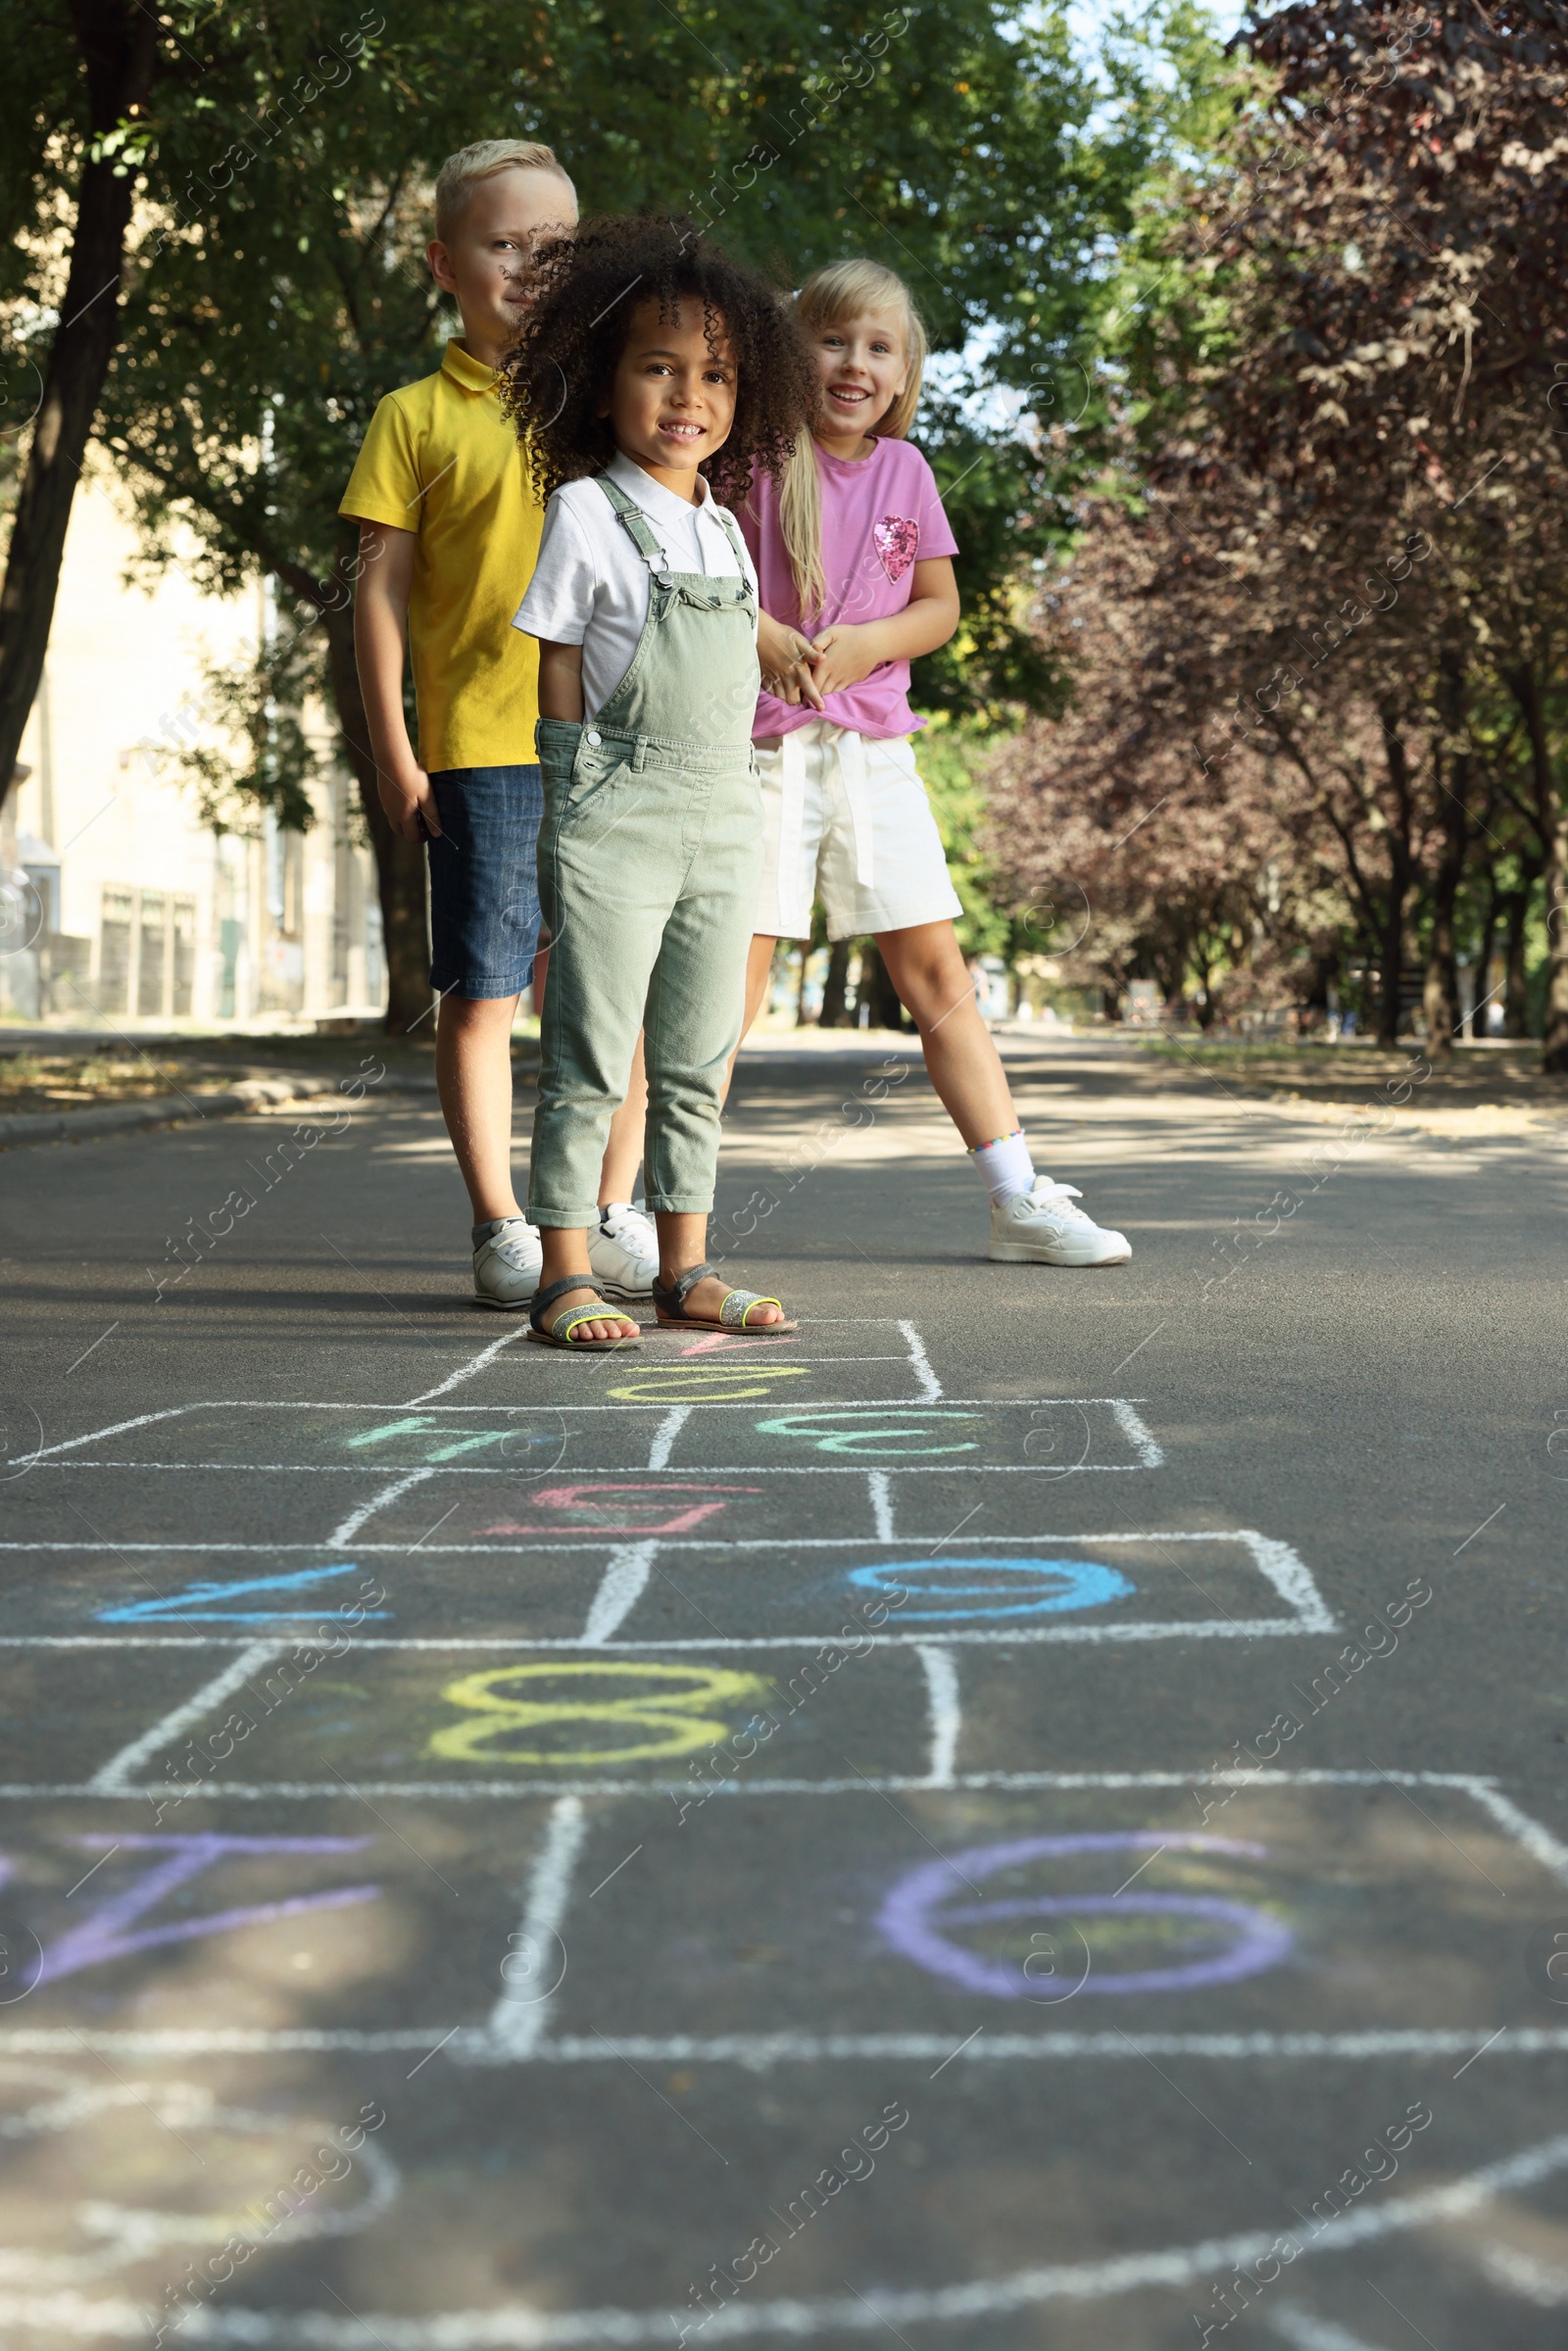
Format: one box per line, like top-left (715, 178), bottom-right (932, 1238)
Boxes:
top-left (433, 139), bottom-right (576, 243)
top-left (775, 261), bottom-right (927, 623)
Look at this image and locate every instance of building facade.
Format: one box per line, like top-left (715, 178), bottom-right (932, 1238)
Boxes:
top-left (1, 478), bottom-right (385, 1028)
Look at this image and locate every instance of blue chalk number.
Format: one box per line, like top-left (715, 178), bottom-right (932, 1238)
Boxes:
top-left (847, 1556), bottom-right (1133, 1623)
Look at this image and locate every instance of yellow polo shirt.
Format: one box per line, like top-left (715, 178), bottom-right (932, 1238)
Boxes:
top-left (339, 339), bottom-right (541, 771)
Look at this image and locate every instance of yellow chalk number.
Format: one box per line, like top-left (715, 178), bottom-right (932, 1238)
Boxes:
top-left (428, 1661), bottom-right (775, 1767)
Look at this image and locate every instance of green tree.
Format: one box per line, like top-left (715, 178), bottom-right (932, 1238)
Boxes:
top-left (0, 0), bottom-right (160, 807)
top-left (998, 1), bottom-right (1568, 1063)
top-left (4, 0), bottom-right (1220, 1024)
top-left (914, 724), bottom-right (1012, 957)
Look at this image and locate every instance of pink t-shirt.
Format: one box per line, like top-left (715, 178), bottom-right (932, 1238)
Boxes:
top-left (738, 435), bottom-right (958, 740)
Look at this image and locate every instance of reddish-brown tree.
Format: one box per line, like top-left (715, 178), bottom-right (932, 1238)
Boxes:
top-left (997, 0), bottom-right (1568, 1059)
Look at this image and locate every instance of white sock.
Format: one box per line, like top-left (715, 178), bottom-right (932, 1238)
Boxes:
top-left (971, 1130), bottom-right (1035, 1207)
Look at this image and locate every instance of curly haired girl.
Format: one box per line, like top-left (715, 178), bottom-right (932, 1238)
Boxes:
top-left (505, 217), bottom-right (819, 1347)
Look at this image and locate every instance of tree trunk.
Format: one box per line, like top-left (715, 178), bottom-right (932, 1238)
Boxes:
top-left (792, 944), bottom-right (810, 1027)
top-left (1422, 662), bottom-right (1469, 1059)
top-left (320, 597), bottom-right (431, 1033)
top-left (1372, 718), bottom-right (1415, 1050)
top-left (1421, 815), bottom-right (1464, 1054)
top-left (856, 941), bottom-right (906, 1031)
top-left (0, 0), bottom-right (158, 808)
top-left (1472, 883), bottom-right (1497, 1042)
top-left (1375, 885), bottom-right (1406, 1050)
top-left (1544, 809), bottom-right (1568, 1071)
top-left (1500, 888), bottom-right (1532, 1038)
top-left (1506, 661), bottom-right (1568, 1072)
top-left (818, 940), bottom-right (852, 1027)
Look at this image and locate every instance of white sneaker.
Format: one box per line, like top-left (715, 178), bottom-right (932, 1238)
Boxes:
top-left (472, 1217), bottom-right (544, 1309)
top-left (588, 1201), bottom-right (659, 1300)
top-left (988, 1178), bottom-right (1132, 1267)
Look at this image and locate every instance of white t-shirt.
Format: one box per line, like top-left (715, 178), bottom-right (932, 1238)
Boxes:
top-left (513, 450), bottom-right (760, 719)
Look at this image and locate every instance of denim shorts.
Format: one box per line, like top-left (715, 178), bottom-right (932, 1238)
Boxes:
top-left (426, 764), bottom-right (544, 1000)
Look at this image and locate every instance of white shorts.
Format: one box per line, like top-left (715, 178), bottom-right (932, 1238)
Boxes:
top-left (753, 718), bottom-right (963, 943)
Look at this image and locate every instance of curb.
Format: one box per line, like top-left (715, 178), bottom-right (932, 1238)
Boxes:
top-left (0, 1071), bottom-right (443, 1151)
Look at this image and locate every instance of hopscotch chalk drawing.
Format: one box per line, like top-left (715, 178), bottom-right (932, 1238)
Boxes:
top-left (845, 1558), bottom-right (1135, 1621)
top-left (477, 1484), bottom-right (763, 1536)
top-left (343, 1415), bottom-right (564, 1463)
top-left (604, 1367), bottom-right (811, 1402)
top-left (0, 1315), bottom-right (1562, 2346)
top-left (0, 2068), bottom-right (398, 2290)
top-left (2, 1836), bottom-right (378, 1990)
top-left (427, 1662), bottom-right (778, 1768)
top-left (55, 1533), bottom-right (1326, 1648)
top-left (96, 1562), bottom-right (390, 1625)
top-left (758, 1410), bottom-right (981, 1456)
top-left (878, 1834), bottom-right (1295, 1998)
top-left (8, 1393), bottom-right (1162, 1477)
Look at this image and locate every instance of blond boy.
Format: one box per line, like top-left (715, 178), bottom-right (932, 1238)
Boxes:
top-left (341, 139), bottom-right (657, 1306)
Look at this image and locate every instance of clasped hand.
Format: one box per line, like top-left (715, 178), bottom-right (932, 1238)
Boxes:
top-left (759, 617), bottom-right (887, 710)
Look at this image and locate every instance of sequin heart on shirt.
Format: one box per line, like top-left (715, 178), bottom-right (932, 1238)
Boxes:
top-left (873, 514), bottom-right (919, 583)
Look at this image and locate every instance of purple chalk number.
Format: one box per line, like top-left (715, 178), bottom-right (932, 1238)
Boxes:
top-left (0, 1883), bottom-right (44, 2003)
top-left (879, 1834), bottom-right (1293, 1998)
top-left (32, 1836), bottom-right (380, 1986)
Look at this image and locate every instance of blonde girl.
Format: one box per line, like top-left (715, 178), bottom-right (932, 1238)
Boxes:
top-left (733, 259), bottom-right (1131, 1267)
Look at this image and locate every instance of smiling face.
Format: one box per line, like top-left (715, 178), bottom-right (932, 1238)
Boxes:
top-left (426, 167), bottom-right (578, 368)
top-left (601, 297), bottom-right (738, 501)
top-left (809, 306), bottom-right (909, 454)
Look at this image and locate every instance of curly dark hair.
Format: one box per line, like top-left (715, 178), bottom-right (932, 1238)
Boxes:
top-left (501, 215), bottom-right (816, 510)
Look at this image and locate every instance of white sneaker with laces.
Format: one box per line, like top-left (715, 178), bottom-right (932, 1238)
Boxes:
top-left (472, 1216), bottom-right (544, 1310)
top-left (588, 1201), bottom-right (660, 1300)
top-left (988, 1178), bottom-right (1132, 1267)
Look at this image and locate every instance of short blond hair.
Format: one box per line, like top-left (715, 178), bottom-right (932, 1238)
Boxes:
top-left (433, 139), bottom-right (575, 242)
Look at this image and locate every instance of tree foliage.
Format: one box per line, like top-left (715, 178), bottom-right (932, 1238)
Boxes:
top-left (1, 0), bottom-right (1220, 1023)
top-left (992, 0), bottom-right (1568, 1064)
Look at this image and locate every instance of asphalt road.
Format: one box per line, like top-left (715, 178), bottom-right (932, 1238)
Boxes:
top-left (1, 1029), bottom-right (1565, 2351)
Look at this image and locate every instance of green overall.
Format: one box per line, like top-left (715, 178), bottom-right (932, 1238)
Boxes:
top-left (530, 474), bottom-right (762, 1228)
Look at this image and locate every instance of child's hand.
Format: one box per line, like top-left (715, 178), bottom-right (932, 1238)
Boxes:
top-left (377, 756), bottom-right (442, 844)
top-left (758, 615), bottom-right (825, 710)
top-left (769, 636), bottom-right (826, 710)
top-left (807, 622), bottom-right (888, 699)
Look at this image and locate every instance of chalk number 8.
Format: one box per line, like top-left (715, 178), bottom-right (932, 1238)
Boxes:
top-left (428, 1661), bottom-right (775, 1767)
